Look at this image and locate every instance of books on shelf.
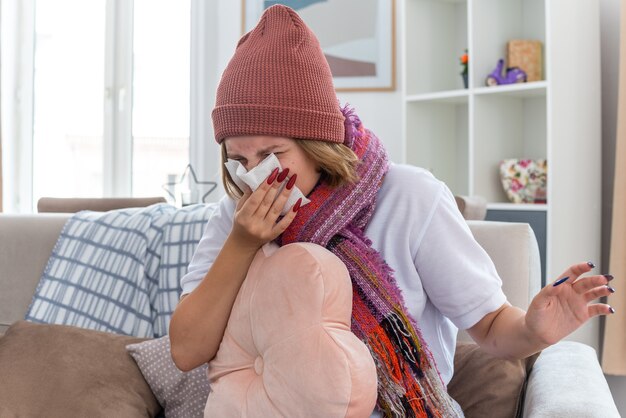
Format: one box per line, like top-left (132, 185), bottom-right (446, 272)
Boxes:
top-left (507, 40), bottom-right (543, 82)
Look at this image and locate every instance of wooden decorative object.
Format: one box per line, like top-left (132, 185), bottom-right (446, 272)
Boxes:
top-left (508, 40), bottom-right (543, 82)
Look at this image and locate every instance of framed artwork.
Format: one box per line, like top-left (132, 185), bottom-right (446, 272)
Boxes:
top-left (242, 0), bottom-right (396, 92)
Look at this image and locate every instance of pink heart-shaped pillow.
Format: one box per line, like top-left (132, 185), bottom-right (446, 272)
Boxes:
top-left (205, 242), bottom-right (378, 417)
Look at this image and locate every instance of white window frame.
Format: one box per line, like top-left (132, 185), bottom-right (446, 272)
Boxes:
top-left (1, 0), bottom-right (35, 213)
top-left (104, 0), bottom-right (133, 197)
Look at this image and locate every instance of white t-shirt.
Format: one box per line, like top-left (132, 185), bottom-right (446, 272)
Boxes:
top-left (180, 163), bottom-right (506, 411)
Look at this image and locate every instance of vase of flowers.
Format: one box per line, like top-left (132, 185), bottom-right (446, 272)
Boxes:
top-left (499, 159), bottom-right (547, 203)
top-left (460, 50), bottom-right (468, 88)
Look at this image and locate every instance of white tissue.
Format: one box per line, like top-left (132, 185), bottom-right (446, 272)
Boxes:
top-left (224, 154), bottom-right (310, 216)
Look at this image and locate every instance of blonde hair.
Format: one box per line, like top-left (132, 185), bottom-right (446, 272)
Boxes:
top-left (221, 139), bottom-right (360, 199)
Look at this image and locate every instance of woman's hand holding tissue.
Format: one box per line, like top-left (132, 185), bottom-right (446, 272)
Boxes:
top-left (230, 167), bottom-right (301, 251)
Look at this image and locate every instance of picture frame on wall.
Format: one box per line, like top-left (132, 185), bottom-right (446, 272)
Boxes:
top-left (242, 0), bottom-right (396, 92)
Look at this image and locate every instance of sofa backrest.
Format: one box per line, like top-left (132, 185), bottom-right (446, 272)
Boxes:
top-left (0, 215), bottom-right (541, 337)
top-left (37, 197), bottom-right (166, 213)
top-left (468, 221), bottom-right (541, 309)
top-left (461, 221), bottom-right (541, 341)
top-left (0, 214), bottom-right (69, 334)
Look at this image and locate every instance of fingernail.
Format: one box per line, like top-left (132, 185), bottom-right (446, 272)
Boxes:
top-left (606, 285), bottom-right (616, 293)
top-left (277, 168), bottom-right (290, 182)
top-left (609, 306), bottom-right (616, 314)
top-left (604, 274), bottom-right (614, 282)
top-left (293, 198), bottom-right (302, 212)
top-left (286, 174), bottom-right (298, 190)
top-left (267, 168), bottom-right (279, 185)
top-left (587, 261), bottom-right (596, 269)
top-left (553, 276), bottom-right (570, 287)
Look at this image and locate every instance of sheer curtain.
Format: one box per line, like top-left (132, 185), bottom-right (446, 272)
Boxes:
top-left (0, 131), bottom-right (3, 212)
top-left (0, 39), bottom-right (3, 213)
top-left (0, 125), bottom-right (3, 212)
top-left (602, 0), bottom-right (626, 376)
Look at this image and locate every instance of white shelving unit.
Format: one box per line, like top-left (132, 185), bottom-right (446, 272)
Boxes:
top-left (402, 0), bottom-right (601, 348)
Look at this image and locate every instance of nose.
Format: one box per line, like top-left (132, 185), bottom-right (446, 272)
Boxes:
top-left (245, 159), bottom-right (261, 171)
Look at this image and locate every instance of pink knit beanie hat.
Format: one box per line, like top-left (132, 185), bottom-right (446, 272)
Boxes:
top-left (211, 5), bottom-right (345, 144)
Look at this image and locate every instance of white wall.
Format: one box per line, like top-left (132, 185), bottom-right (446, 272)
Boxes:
top-left (336, 0), bottom-right (404, 164)
top-left (320, 0), bottom-right (405, 162)
top-left (336, 92), bottom-right (404, 163)
top-left (600, 0), bottom-right (626, 414)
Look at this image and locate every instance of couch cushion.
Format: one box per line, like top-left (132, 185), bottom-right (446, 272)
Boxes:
top-left (127, 336), bottom-right (210, 418)
top-left (448, 342), bottom-right (538, 418)
top-left (206, 242), bottom-right (378, 417)
top-left (0, 320), bottom-right (160, 417)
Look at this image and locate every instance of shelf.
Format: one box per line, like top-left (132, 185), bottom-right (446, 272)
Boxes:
top-left (471, 0), bottom-right (546, 89)
top-left (487, 202), bottom-right (547, 211)
top-left (405, 82), bottom-right (546, 103)
top-left (472, 91), bottom-right (547, 202)
top-left (406, 90), bottom-right (469, 103)
top-left (406, 100), bottom-right (469, 195)
top-left (403, 0), bottom-right (602, 325)
top-left (405, 0), bottom-right (468, 95)
top-left (473, 81), bottom-right (547, 98)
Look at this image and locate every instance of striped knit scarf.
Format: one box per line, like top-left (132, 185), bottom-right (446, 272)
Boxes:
top-left (280, 107), bottom-right (464, 417)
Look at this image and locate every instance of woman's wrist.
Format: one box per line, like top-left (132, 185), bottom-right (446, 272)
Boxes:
top-left (522, 313), bottom-right (553, 351)
top-left (225, 231), bottom-right (263, 255)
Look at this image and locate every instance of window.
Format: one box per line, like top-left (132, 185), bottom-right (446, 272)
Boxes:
top-left (2, 0), bottom-right (222, 212)
top-left (132, 0), bottom-right (190, 197)
top-left (30, 0), bottom-right (190, 204)
top-left (32, 0), bottom-right (106, 199)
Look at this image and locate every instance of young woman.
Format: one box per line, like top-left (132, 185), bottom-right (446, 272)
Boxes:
top-left (169, 5), bottom-right (615, 417)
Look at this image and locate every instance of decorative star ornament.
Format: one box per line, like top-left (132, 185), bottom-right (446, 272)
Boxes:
top-left (161, 164), bottom-right (218, 205)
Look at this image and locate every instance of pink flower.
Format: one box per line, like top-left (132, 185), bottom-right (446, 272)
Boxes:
top-left (519, 159), bottom-right (531, 168)
top-left (510, 178), bottom-right (523, 192)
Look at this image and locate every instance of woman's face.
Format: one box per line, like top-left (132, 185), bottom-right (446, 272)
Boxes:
top-left (224, 136), bottom-right (321, 197)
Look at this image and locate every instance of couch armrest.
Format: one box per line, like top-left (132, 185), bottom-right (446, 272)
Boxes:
top-left (466, 221), bottom-right (541, 311)
top-left (523, 341), bottom-right (620, 417)
top-left (454, 195), bottom-right (487, 220)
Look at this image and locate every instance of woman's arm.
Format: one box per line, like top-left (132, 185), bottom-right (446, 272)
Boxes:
top-left (170, 235), bottom-right (259, 371)
top-left (467, 262), bottom-right (615, 360)
top-left (169, 170), bottom-right (298, 371)
top-left (466, 303), bottom-right (545, 360)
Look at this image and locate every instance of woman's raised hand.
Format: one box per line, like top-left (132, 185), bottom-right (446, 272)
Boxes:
top-left (230, 168), bottom-right (301, 251)
top-left (525, 261), bottom-right (615, 345)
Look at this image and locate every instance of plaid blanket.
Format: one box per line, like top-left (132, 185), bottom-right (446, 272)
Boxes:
top-left (25, 203), bottom-right (217, 338)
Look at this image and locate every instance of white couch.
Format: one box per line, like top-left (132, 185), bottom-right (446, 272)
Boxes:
top-left (0, 214), bottom-right (619, 417)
